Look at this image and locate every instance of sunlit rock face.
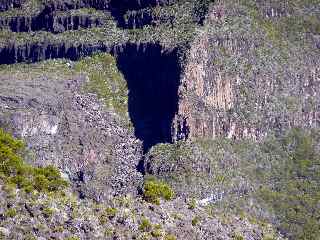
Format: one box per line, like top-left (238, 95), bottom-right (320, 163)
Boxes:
top-left (0, 65), bottom-right (143, 201)
top-left (175, 2), bottom-right (320, 141)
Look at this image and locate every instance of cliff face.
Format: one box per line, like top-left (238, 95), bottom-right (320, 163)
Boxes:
top-left (0, 0), bottom-right (24, 11)
top-left (175, 0), bottom-right (320, 141)
top-left (0, 10), bottom-right (108, 33)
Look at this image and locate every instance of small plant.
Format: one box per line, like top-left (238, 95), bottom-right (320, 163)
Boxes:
top-left (65, 237), bottom-right (80, 240)
top-left (104, 228), bottom-right (114, 237)
top-left (99, 207), bottom-right (117, 224)
top-left (105, 207), bottom-right (117, 219)
top-left (263, 236), bottom-right (275, 240)
top-left (233, 234), bottom-right (244, 240)
top-left (191, 216), bottom-right (200, 226)
top-left (53, 226), bottom-right (64, 233)
top-left (24, 234), bottom-right (36, 240)
top-left (42, 207), bottom-right (54, 218)
top-left (164, 234), bottom-right (177, 240)
top-left (151, 224), bottom-right (163, 237)
top-left (143, 177), bottom-right (174, 205)
top-left (139, 217), bottom-right (152, 232)
top-left (138, 232), bottom-right (151, 240)
top-left (187, 198), bottom-right (197, 210)
top-left (5, 208), bottom-right (17, 218)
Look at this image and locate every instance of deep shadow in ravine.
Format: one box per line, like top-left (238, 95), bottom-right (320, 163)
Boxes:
top-left (114, 43), bottom-right (181, 154)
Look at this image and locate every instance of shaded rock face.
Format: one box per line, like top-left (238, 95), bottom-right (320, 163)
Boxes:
top-left (0, 66), bottom-right (143, 200)
top-left (0, 42), bottom-right (110, 64)
top-left (0, 13), bottom-right (106, 33)
top-left (0, 0), bottom-right (24, 11)
top-left (114, 43), bottom-right (181, 152)
top-left (110, 0), bottom-right (174, 11)
top-left (0, 0), bottom-right (178, 33)
top-left (0, 40), bottom-right (183, 155)
top-left (42, 0), bottom-right (111, 12)
top-left (118, 9), bottom-right (154, 29)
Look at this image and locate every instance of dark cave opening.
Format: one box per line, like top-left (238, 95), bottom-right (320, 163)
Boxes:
top-left (113, 43), bottom-right (180, 153)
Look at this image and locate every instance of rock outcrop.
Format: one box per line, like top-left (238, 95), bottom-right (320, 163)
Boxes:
top-left (0, 59), bottom-right (143, 200)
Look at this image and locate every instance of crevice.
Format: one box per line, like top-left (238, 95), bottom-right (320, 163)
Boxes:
top-left (113, 42), bottom-right (181, 153)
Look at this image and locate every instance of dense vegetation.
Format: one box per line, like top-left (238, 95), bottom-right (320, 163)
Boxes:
top-left (258, 129), bottom-right (320, 240)
top-left (147, 128), bottom-right (320, 240)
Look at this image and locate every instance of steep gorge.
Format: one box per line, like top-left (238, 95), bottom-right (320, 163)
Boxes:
top-left (0, 1), bottom-right (320, 239)
top-left (0, 39), bottom-right (184, 153)
top-left (114, 43), bottom-right (181, 152)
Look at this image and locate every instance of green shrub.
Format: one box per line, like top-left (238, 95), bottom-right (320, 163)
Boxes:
top-left (187, 198), bottom-right (197, 210)
top-left (65, 237), bottom-right (80, 240)
top-left (191, 216), bottom-right (200, 226)
top-left (99, 207), bottom-right (118, 224)
top-left (139, 217), bottom-right (152, 232)
top-left (42, 207), bottom-right (54, 218)
top-left (151, 224), bottom-right (162, 237)
top-left (0, 128), bottom-right (68, 193)
top-left (5, 208), bottom-right (17, 218)
top-left (105, 207), bottom-right (117, 219)
top-left (143, 177), bottom-right (174, 205)
top-left (164, 234), bottom-right (176, 240)
top-left (262, 236), bottom-right (275, 240)
top-left (104, 227), bottom-right (114, 237)
top-left (233, 234), bottom-right (244, 240)
top-left (24, 234), bottom-right (37, 240)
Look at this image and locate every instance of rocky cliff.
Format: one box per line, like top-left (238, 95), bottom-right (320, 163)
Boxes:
top-left (0, 0), bottom-right (319, 239)
top-left (175, 0), bottom-right (320, 141)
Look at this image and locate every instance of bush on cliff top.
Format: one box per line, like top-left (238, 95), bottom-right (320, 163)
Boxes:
top-left (0, 128), bottom-right (68, 193)
top-left (143, 176), bottom-right (174, 205)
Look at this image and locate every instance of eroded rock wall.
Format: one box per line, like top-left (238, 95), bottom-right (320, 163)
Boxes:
top-left (174, 1), bottom-right (320, 141)
top-left (0, 12), bottom-right (107, 33)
